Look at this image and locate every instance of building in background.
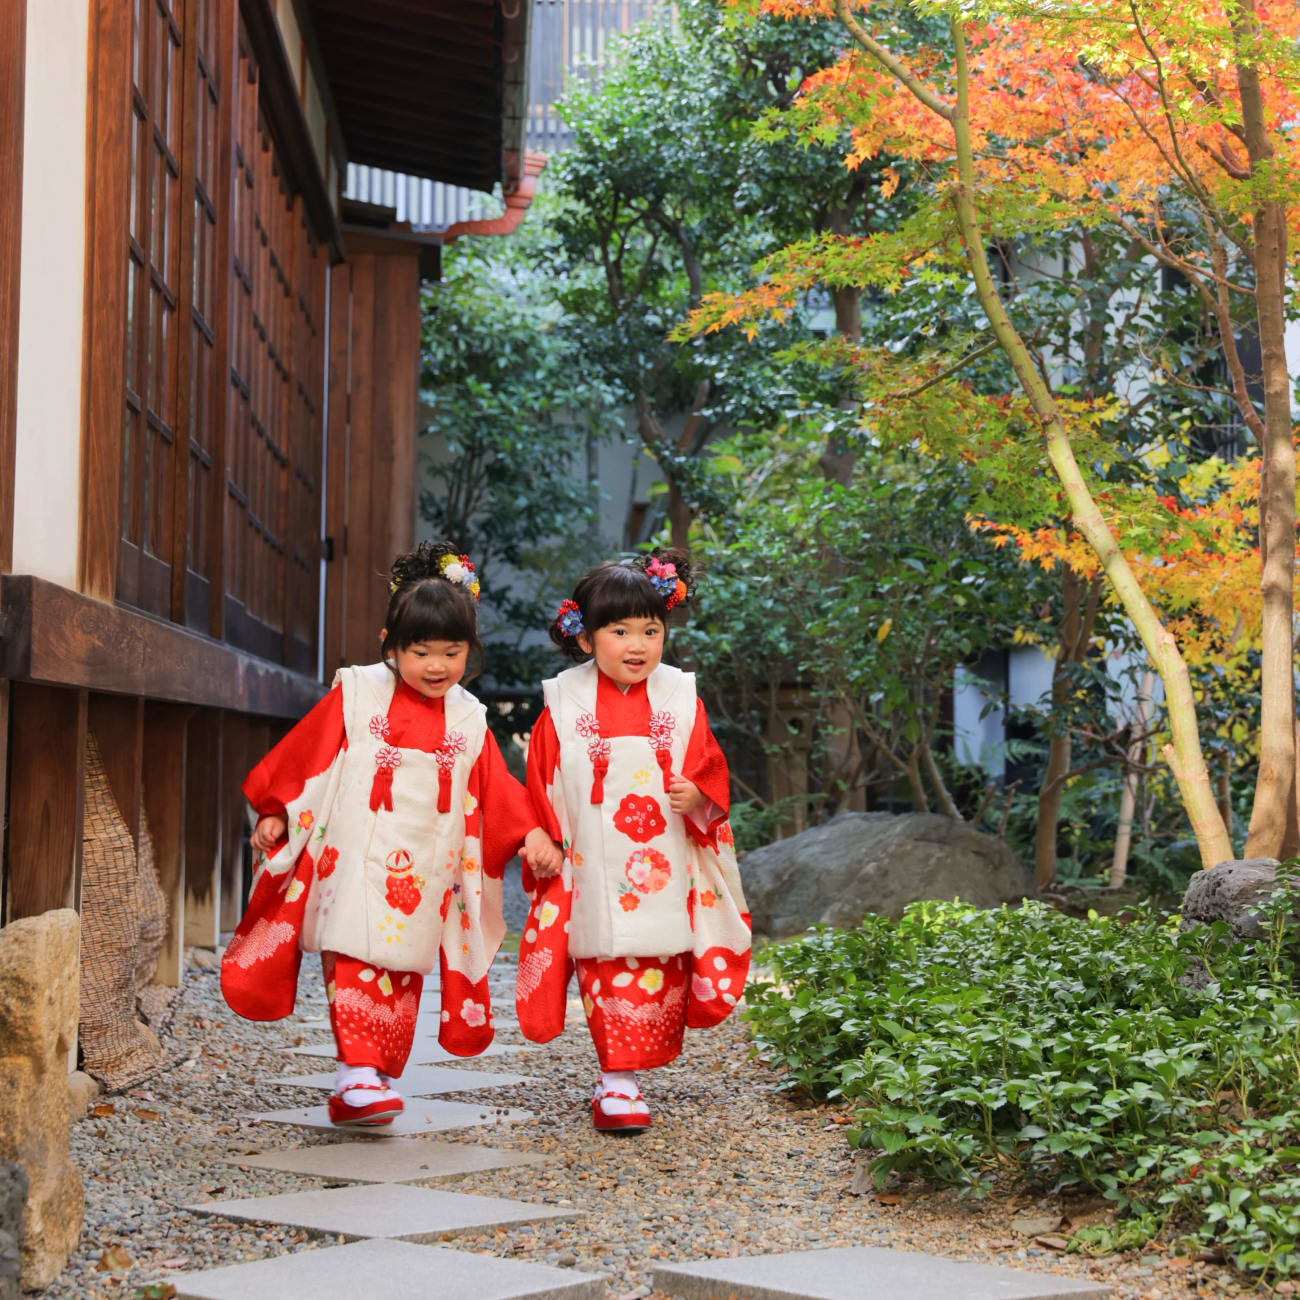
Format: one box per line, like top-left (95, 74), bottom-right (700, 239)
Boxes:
top-left (0, 0), bottom-right (533, 1009)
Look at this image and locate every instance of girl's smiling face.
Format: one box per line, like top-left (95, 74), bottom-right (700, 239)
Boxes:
top-left (580, 616), bottom-right (665, 686)
top-left (386, 636), bottom-right (469, 699)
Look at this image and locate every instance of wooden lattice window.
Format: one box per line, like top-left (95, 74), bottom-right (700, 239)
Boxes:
top-left (223, 21), bottom-right (326, 668)
top-left (181, 0), bottom-right (225, 631)
top-left (104, 0), bottom-right (326, 671)
top-left (120, 0), bottom-right (186, 617)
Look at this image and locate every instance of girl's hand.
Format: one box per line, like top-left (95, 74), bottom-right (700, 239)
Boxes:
top-left (668, 776), bottom-right (704, 816)
top-left (251, 815), bottom-right (287, 854)
top-left (523, 827), bottom-right (563, 878)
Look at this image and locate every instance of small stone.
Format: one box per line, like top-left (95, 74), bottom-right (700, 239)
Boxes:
top-left (1010, 1213), bottom-right (1062, 1236)
top-left (191, 948), bottom-right (220, 970)
top-left (66, 1071), bottom-right (101, 1125)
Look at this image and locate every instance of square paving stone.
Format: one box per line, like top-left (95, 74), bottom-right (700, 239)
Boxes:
top-left (171, 1238), bottom-right (604, 1300)
top-left (223, 1137), bottom-right (549, 1184)
top-left (653, 1248), bottom-right (1109, 1300)
top-left (260, 1064), bottom-right (533, 1095)
top-left (249, 1099), bottom-right (533, 1138)
top-left (187, 1181), bottom-right (579, 1242)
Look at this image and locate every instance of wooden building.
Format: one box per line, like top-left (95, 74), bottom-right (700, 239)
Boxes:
top-left (0, 0), bottom-right (534, 982)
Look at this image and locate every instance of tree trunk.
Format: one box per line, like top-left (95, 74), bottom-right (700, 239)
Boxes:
top-left (941, 17), bottom-right (1231, 869)
top-left (819, 205), bottom-right (862, 487)
top-left (1216, 763), bottom-right (1233, 841)
top-left (667, 480), bottom-right (691, 552)
top-left (1036, 567), bottom-right (1081, 886)
top-left (1109, 670), bottom-right (1156, 890)
top-left (1235, 18), bottom-right (1298, 857)
top-left (903, 753), bottom-right (930, 812)
top-left (835, 3), bottom-right (1232, 868)
top-left (920, 739), bottom-right (962, 820)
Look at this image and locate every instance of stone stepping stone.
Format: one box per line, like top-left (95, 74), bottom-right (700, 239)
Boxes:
top-left (187, 1180), bottom-right (579, 1241)
top-left (250, 1099), bottom-right (532, 1138)
top-left (653, 1247), bottom-right (1110, 1300)
top-left (262, 1064), bottom-right (533, 1095)
top-left (223, 1137), bottom-right (549, 1184)
top-left (171, 1238), bottom-right (604, 1300)
top-left (280, 1039), bottom-right (534, 1064)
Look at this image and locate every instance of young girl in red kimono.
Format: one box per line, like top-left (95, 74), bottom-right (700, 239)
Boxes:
top-left (517, 548), bottom-right (751, 1134)
top-left (222, 541), bottom-right (560, 1127)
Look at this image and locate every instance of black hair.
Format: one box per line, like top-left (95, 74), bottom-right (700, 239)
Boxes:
top-left (549, 546), bottom-right (698, 664)
top-left (381, 540), bottom-right (484, 681)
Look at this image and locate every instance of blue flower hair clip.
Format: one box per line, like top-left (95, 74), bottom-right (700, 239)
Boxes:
top-left (556, 599), bottom-right (585, 638)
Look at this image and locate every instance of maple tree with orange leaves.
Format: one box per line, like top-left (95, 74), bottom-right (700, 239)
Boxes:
top-left (686, 0), bottom-right (1300, 872)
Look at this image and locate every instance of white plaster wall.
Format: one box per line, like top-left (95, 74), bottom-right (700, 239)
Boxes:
top-left (953, 662), bottom-right (1006, 778)
top-left (1009, 645), bottom-right (1056, 711)
top-left (10, 0), bottom-right (89, 586)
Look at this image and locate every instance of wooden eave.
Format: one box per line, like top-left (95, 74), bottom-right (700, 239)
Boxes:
top-left (306, 0), bottom-right (532, 195)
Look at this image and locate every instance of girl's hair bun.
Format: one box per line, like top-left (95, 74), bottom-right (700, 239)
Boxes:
top-left (390, 539), bottom-right (460, 590)
top-left (632, 546), bottom-right (697, 608)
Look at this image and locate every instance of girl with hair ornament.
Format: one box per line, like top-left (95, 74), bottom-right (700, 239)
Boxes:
top-left (221, 540), bottom-right (560, 1128)
top-left (518, 548), bottom-right (751, 1134)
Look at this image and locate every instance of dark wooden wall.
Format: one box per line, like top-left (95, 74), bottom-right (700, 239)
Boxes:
top-left (1, 0), bottom-right (425, 959)
top-left (322, 239), bottom-right (422, 678)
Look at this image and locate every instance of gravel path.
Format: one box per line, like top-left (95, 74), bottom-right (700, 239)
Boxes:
top-left (49, 951), bottom-right (1266, 1300)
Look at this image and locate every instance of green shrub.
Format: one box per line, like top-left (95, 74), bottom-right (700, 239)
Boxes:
top-left (744, 884), bottom-right (1300, 1278)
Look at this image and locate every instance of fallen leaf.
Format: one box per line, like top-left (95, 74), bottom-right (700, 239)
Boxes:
top-left (97, 1246), bottom-right (133, 1271)
top-left (153, 1256), bottom-right (189, 1268)
top-left (91, 1103), bottom-right (116, 1118)
top-left (1036, 1235), bottom-right (1069, 1251)
top-left (873, 1193), bottom-right (902, 1206)
top-left (132, 1109), bottom-right (161, 1122)
top-left (828, 1115), bottom-right (852, 1125)
top-left (131, 1285), bottom-right (177, 1300)
top-left (201, 1185), bottom-right (227, 1196)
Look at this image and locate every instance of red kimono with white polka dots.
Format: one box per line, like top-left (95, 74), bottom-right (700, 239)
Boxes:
top-left (524, 671), bottom-right (743, 1071)
top-left (237, 680), bottom-right (537, 1077)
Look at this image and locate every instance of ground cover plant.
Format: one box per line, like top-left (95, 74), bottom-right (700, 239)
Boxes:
top-left (746, 881), bottom-right (1300, 1279)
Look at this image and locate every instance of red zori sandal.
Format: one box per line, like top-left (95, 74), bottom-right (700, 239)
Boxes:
top-left (591, 1090), bottom-right (652, 1135)
top-left (327, 1083), bottom-right (404, 1127)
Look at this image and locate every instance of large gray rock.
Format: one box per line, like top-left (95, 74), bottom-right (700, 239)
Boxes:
top-left (741, 813), bottom-right (1034, 937)
top-left (0, 1160), bottom-right (25, 1300)
top-left (1181, 858), bottom-right (1283, 940)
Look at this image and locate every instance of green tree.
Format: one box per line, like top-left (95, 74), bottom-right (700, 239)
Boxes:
top-left (419, 236), bottom-right (621, 737)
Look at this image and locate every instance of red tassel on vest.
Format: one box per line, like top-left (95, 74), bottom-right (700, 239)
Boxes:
top-left (371, 746), bottom-right (402, 811)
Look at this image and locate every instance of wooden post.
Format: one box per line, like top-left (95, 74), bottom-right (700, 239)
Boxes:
top-left (143, 703), bottom-right (190, 986)
top-left (5, 684), bottom-right (87, 920)
top-left (183, 709), bottom-right (222, 949)
top-left (219, 712), bottom-right (249, 934)
top-left (87, 693), bottom-right (144, 847)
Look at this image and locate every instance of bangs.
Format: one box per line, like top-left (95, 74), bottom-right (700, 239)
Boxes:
top-left (388, 581), bottom-right (477, 648)
top-left (583, 565), bottom-right (666, 632)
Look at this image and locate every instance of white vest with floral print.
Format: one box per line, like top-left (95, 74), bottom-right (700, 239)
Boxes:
top-left (544, 661), bottom-right (696, 959)
top-left (282, 663), bottom-right (494, 977)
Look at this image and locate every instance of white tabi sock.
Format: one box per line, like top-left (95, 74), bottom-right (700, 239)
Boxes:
top-left (595, 1070), bottom-right (648, 1116)
top-left (334, 1064), bottom-right (399, 1107)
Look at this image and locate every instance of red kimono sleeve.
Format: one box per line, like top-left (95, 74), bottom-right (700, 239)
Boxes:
top-left (525, 707), bottom-right (563, 842)
top-left (683, 699), bottom-right (730, 846)
top-left (242, 685), bottom-right (346, 821)
top-left (476, 729), bottom-right (542, 878)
